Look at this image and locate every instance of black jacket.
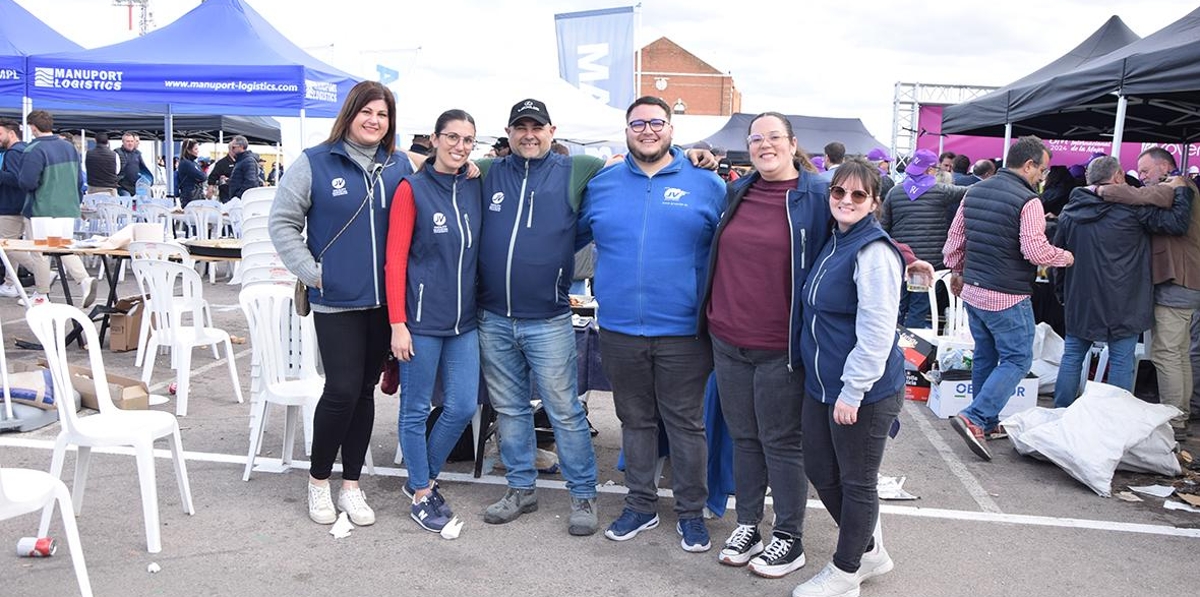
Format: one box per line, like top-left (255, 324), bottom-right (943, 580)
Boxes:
top-left (85, 145), bottom-right (120, 189)
top-left (880, 182), bottom-right (966, 268)
top-left (1053, 185), bottom-right (1192, 341)
top-left (227, 150), bottom-right (261, 200)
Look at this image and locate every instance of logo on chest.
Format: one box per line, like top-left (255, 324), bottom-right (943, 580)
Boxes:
top-left (433, 212), bottom-right (449, 234)
top-left (489, 191), bottom-right (504, 212)
top-left (331, 177), bottom-right (348, 197)
top-left (662, 187), bottom-right (689, 205)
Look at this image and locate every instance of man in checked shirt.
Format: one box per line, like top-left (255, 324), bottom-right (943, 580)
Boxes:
top-left (942, 136), bottom-right (1074, 461)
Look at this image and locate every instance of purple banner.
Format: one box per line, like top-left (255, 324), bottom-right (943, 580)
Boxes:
top-left (915, 106), bottom-right (1198, 174)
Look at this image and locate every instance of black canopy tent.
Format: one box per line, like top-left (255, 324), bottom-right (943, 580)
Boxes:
top-left (690, 113), bottom-right (887, 163)
top-left (0, 110), bottom-right (281, 144)
top-left (943, 6), bottom-right (1200, 148)
top-left (941, 15), bottom-right (1140, 139)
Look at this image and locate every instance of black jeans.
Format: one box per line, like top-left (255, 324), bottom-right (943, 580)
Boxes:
top-left (310, 307), bottom-right (390, 481)
top-left (802, 391), bottom-right (902, 572)
top-left (600, 329), bottom-right (711, 518)
top-left (711, 334), bottom-right (807, 537)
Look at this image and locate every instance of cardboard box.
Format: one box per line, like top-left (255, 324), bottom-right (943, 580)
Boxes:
top-left (904, 367), bottom-right (931, 402)
top-left (927, 372), bottom-right (1038, 419)
top-left (108, 295), bottom-right (145, 353)
top-left (897, 326), bottom-right (937, 372)
top-left (36, 358), bottom-right (149, 411)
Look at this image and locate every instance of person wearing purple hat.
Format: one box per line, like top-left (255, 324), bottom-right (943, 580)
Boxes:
top-left (879, 149), bottom-right (967, 327)
top-left (811, 155), bottom-right (826, 172)
top-left (867, 148), bottom-right (895, 197)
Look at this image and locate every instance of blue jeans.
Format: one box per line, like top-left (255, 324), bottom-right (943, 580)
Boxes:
top-left (1053, 334), bottom-right (1139, 408)
top-left (964, 299), bottom-right (1035, 431)
top-left (478, 310), bottom-right (597, 499)
top-left (901, 288), bottom-right (932, 329)
top-left (397, 330), bottom-right (480, 491)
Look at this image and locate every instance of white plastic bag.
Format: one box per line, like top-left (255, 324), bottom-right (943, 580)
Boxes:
top-left (1002, 381), bottom-right (1180, 497)
top-left (1029, 323), bottom-right (1064, 394)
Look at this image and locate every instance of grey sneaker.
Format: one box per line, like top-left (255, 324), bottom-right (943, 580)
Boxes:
top-left (483, 488), bottom-right (538, 524)
top-left (568, 497), bottom-right (598, 536)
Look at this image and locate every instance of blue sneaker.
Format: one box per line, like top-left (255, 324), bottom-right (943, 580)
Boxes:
top-left (676, 517), bottom-right (711, 552)
top-left (411, 495), bottom-right (452, 533)
top-left (404, 481), bottom-right (453, 518)
top-left (604, 508), bottom-right (659, 541)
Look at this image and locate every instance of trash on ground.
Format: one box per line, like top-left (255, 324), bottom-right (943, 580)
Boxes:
top-left (147, 562), bottom-right (161, 573)
top-left (1129, 484), bottom-right (1176, 498)
top-left (1164, 500), bottom-right (1200, 514)
top-left (329, 512), bottom-right (353, 539)
top-left (440, 517), bottom-right (463, 540)
top-left (877, 475), bottom-right (919, 500)
top-left (1179, 493), bottom-right (1200, 508)
top-left (1114, 491), bottom-right (1143, 502)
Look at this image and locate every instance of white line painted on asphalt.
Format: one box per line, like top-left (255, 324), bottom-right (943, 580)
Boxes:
top-left (4, 436), bottom-right (1198, 540)
top-left (145, 347), bottom-right (253, 393)
top-left (904, 399), bottom-right (1002, 513)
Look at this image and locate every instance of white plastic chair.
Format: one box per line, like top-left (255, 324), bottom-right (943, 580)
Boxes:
top-left (95, 202), bottom-right (135, 236)
top-left (1, 462), bottom-right (93, 596)
top-left (25, 303), bottom-right (194, 554)
top-left (240, 186), bottom-right (276, 205)
top-left (138, 202), bottom-right (177, 239)
top-left (238, 285), bottom-right (322, 480)
top-left (126, 241), bottom-right (216, 369)
top-left (132, 260), bottom-right (244, 417)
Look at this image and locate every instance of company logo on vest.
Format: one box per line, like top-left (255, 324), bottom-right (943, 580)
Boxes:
top-left (433, 212), bottom-right (449, 234)
top-left (489, 192), bottom-right (504, 212)
top-left (331, 177), bottom-right (348, 197)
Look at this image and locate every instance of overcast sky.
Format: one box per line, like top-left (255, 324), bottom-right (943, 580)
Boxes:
top-left (20, 0), bottom-right (1194, 147)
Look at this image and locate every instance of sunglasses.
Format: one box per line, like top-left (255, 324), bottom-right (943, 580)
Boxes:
top-left (830, 185), bottom-right (872, 204)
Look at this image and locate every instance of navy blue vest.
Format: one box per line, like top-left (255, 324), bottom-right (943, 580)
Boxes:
top-left (801, 215), bottom-right (904, 405)
top-left (403, 165), bottom-right (482, 336)
top-left (962, 169), bottom-right (1038, 296)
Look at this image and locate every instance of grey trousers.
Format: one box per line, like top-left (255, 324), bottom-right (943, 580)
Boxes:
top-left (711, 334), bottom-right (807, 537)
top-left (600, 329), bottom-right (711, 518)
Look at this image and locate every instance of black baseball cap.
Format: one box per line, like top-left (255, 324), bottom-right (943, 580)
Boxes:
top-left (508, 99), bottom-right (551, 127)
top-left (493, 137), bottom-right (509, 150)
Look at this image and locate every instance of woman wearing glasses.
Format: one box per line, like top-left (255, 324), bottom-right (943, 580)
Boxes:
top-left (270, 81), bottom-right (415, 527)
top-left (699, 112), bottom-right (826, 578)
top-left (384, 109), bottom-right (482, 533)
top-left (793, 157), bottom-right (904, 597)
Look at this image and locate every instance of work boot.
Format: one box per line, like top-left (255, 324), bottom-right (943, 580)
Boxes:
top-left (568, 497), bottom-right (598, 536)
top-left (483, 488), bottom-right (537, 524)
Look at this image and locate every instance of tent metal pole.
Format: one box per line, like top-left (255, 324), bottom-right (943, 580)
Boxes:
top-left (1002, 123), bottom-right (1013, 167)
top-left (1111, 94), bottom-right (1127, 160)
top-left (165, 106), bottom-right (175, 196)
top-left (21, 96), bottom-right (31, 142)
top-left (300, 109), bottom-right (306, 151)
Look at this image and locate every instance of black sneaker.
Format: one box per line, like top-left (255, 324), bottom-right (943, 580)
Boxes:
top-left (748, 531), bottom-right (805, 578)
top-left (718, 524), bottom-right (764, 566)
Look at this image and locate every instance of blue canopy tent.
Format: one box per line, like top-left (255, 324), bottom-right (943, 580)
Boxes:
top-left (0, 0), bottom-right (84, 133)
top-left (28, 0), bottom-right (360, 192)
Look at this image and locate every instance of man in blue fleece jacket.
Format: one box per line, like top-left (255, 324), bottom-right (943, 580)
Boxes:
top-left (578, 96), bottom-right (726, 552)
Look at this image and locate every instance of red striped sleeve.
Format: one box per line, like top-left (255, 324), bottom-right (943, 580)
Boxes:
top-left (385, 180), bottom-right (416, 324)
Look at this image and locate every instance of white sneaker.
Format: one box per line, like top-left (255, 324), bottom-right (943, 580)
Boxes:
top-left (858, 518), bottom-right (893, 581)
top-left (307, 482), bottom-right (337, 525)
top-left (0, 282), bottom-right (18, 298)
top-left (337, 487), bottom-right (376, 526)
top-left (18, 292), bottom-right (48, 308)
top-left (792, 562), bottom-right (862, 597)
top-left (80, 276), bottom-right (97, 308)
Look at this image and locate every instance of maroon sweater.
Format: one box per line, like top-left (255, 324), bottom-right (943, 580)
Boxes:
top-left (707, 177), bottom-right (794, 350)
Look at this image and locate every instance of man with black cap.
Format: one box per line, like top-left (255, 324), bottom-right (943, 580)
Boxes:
top-left (476, 98), bottom-right (606, 536)
top-left (491, 137), bottom-right (510, 158)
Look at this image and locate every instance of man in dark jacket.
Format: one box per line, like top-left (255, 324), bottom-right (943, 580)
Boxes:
top-left (84, 132), bottom-right (120, 196)
top-left (0, 118), bottom-right (30, 297)
top-left (207, 144), bottom-right (235, 202)
top-left (1051, 156), bottom-right (1193, 408)
top-left (114, 131), bottom-right (148, 196)
top-left (226, 135), bottom-right (260, 200)
top-left (880, 148), bottom-right (967, 327)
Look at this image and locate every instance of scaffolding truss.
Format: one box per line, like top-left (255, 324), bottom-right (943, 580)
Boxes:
top-left (892, 82), bottom-right (998, 161)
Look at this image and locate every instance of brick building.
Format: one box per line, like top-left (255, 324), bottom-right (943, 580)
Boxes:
top-left (638, 37), bottom-right (741, 116)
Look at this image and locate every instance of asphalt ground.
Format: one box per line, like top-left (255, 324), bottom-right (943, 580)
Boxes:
top-left (1, 272), bottom-right (1198, 597)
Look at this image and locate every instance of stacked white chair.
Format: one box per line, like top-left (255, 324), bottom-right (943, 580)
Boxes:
top-left (126, 241), bottom-right (217, 370)
top-left (26, 303), bottom-right (194, 554)
top-left (0, 460), bottom-right (93, 596)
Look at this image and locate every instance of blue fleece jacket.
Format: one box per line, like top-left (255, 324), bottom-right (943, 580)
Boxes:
top-left (0, 142), bottom-right (28, 216)
top-left (578, 147), bottom-right (726, 336)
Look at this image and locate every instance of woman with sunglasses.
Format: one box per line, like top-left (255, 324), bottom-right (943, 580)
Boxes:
top-left (793, 157), bottom-right (904, 597)
top-left (384, 109), bottom-right (482, 533)
top-left (698, 112), bottom-right (826, 578)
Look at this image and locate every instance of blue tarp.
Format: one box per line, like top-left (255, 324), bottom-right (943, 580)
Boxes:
top-left (0, 0), bottom-right (83, 103)
top-left (27, 0), bottom-right (358, 117)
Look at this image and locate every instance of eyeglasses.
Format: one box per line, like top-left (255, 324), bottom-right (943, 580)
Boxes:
top-left (628, 119), bottom-right (668, 133)
top-left (746, 132), bottom-right (790, 147)
top-left (829, 185), bottom-right (872, 204)
top-left (437, 132), bottom-right (476, 147)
